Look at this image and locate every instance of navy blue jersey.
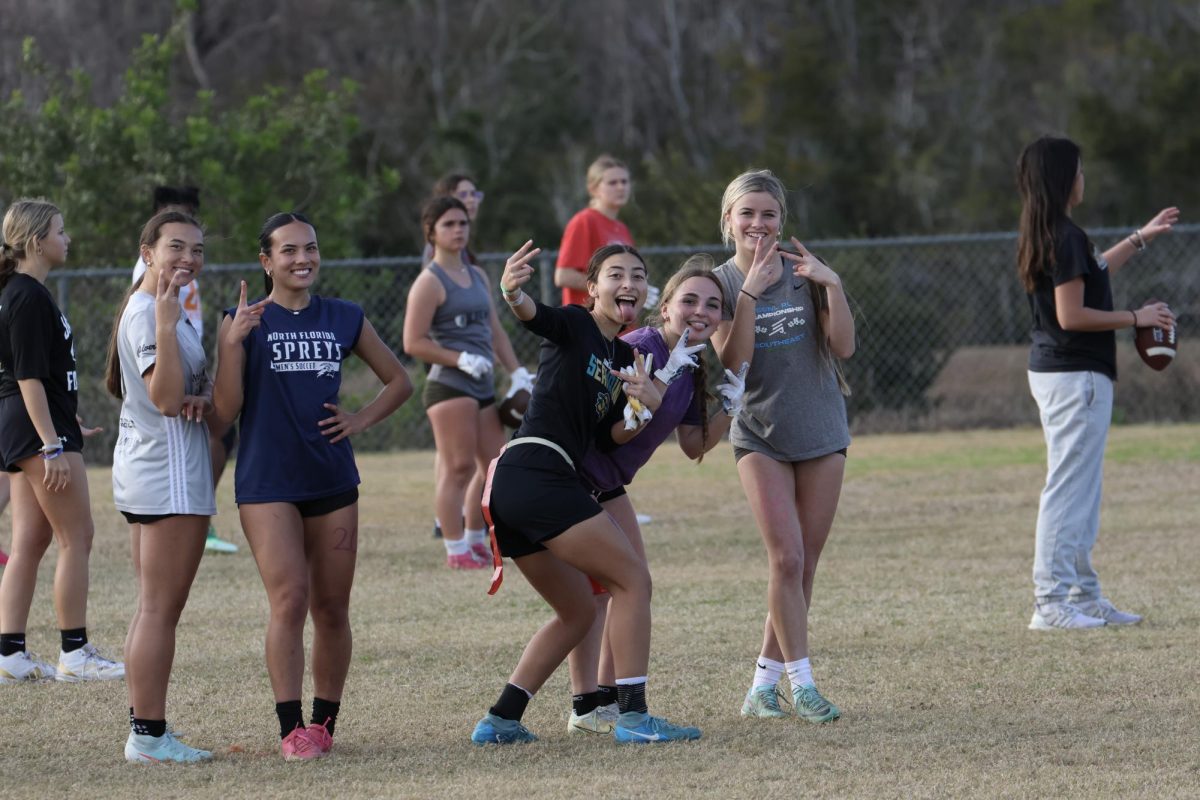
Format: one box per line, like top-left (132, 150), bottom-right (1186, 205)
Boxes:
top-left (230, 295), bottom-right (365, 503)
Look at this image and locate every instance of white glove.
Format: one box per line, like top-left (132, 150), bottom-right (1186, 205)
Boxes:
top-left (505, 366), bottom-right (535, 399)
top-left (653, 328), bottom-right (706, 385)
top-left (717, 362), bottom-right (749, 417)
top-left (618, 364), bottom-right (654, 430)
top-left (456, 351), bottom-right (493, 380)
top-left (644, 284), bottom-right (662, 310)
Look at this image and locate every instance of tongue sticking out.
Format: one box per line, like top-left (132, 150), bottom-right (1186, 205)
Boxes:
top-left (618, 300), bottom-right (637, 324)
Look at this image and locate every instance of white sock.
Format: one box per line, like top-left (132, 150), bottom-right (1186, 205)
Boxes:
top-left (444, 537), bottom-right (469, 556)
top-left (785, 658), bottom-right (813, 688)
top-left (465, 527), bottom-right (488, 547)
top-left (751, 657), bottom-right (785, 689)
top-left (434, 517), bottom-right (442, 528)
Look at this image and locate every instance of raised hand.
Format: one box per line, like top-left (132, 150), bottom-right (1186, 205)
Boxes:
top-left (318, 402), bottom-right (364, 444)
top-left (615, 350), bottom-right (661, 430)
top-left (1139, 207), bottom-right (1180, 243)
top-left (225, 280), bottom-right (273, 346)
top-left (654, 327), bottom-right (707, 385)
top-left (501, 240), bottom-right (541, 295)
top-left (457, 351), bottom-right (493, 379)
top-left (505, 365), bottom-right (536, 399)
top-left (781, 237), bottom-right (840, 288)
top-left (742, 234), bottom-right (782, 298)
top-left (154, 259), bottom-right (190, 327)
top-left (716, 361), bottom-right (750, 417)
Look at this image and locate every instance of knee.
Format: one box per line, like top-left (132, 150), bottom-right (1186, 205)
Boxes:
top-left (769, 548), bottom-right (805, 583)
top-left (270, 584), bottom-right (310, 628)
top-left (560, 599), bottom-right (596, 639)
top-left (442, 455), bottom-right (475, 486)
top-left (58, 523), bottom-right (95, 554)
top-left (612, 561), bottom-right (652, 603)
top-left (308, 597), bottom-right (350, 632)
top-left (139, 587), bottom-right (189, 624)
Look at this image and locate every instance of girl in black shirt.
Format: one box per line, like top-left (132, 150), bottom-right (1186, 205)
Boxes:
top-left (470, 242), bottom-right (700, 745)
top-left (0, 198), bottom-right (123, 684)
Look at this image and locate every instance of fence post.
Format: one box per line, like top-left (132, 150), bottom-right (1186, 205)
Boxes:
top-left (538, 254), bottom-right (556, 305)
top-left (56, 274), bottom-right (70, 315)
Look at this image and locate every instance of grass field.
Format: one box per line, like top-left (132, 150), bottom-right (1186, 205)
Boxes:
top-left (2, 425), bottom-right (1199, 799)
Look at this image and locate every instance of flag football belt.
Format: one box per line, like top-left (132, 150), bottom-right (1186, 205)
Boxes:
top-left (481, 437), bottom-right (574, 595)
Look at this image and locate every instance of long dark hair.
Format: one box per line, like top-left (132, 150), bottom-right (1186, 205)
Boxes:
top-left (105, 211), bottom-right (203, 399)
top-left (1017, 136), bottom-right (1083, 293)
top-left (583, 243), bottom-right (645, 311)
top-left (259, 212), bottom-right (316, 294)
top-left (654, 254), bottom-right (724, 462)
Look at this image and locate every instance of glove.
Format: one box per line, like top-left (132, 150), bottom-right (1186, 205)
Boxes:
top-left (456, 351), bottom-right (493, 380)
top-left (644, 284), bottom-right (662, 310)
top-left (653, 328), bottom-right (706, 385)
top-left (716, 362), bottom-right (749, 417)
top-left (505, 366), bottom-right (535, 399)
top-left (619, 360), bottom-right (654, 431)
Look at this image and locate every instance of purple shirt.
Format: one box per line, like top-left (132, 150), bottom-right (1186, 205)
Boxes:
top-left (580, 327), bottom-right (704, 492)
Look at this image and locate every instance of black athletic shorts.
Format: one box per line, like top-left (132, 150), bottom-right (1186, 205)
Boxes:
top-left (733, 445), bottom-right (848, 463)
top-left (488, 445), bottom-right (603, 559)
top-left (219, 424), bottom-right (238, 459)
top-left (120, 511), bottom-right (181, 525)
top-left (0, 395), bottom-right (83, 473)
top-left (422, 380), bottom-right (495, 411)
top-left (293, 487), bottom-right (359, 518)
top-left (592, 485), bottom-right (627, 503)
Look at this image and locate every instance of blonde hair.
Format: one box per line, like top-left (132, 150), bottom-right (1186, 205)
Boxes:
top-left (1, 198), bottom-right (61, 292)
top-left (587, 154), bottom-right (628, 195)
top-left (719, 169), bottom-right (787, 248)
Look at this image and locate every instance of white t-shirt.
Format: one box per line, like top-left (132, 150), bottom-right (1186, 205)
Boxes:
top-left (111, 292), bottom-right (215, 515)
top-left (132, 256), bottom-right (203, 338)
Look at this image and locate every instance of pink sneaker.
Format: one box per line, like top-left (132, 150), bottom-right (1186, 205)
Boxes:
top-left (281, 726), bottom-right (325, 761)
top-left (470, 542), bottom-right (492, 564)
top-left (306, 720), bottom-right (333, 754)
top-left (0, 548), bottom-right (8, 567)
top-left (447, 552), bottom-right (486, 570)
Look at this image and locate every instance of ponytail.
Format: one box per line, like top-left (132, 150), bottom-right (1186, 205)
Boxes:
top-left (0, 242), bottom-right (18, 294)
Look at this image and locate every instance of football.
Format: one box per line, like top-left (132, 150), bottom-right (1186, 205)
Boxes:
top-left (497, 388), bottom-right (531, 428)
top-left (1134, 319), bottom-right (1178, 371)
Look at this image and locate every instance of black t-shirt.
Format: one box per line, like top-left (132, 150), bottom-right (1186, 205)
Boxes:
top-left (512, 302), bottom-right (632, 468)
top-left (1027, 221), bottom-right (1117, 379)
top-left (0, 273), bottom-right (80, 422)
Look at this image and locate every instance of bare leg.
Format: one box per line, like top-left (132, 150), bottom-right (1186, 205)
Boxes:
top-left (0, 474), bottom-right (53, 633)
top-left (306, 503), bottom-right (358, 702)
top-left (427, 397), bottom-right (480, 545)
top-left (467, 405), bottom-right (506, 531)
top-left (124, 522), bottom-right (141, 707)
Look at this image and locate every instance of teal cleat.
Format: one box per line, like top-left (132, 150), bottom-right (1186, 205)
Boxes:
top-left (741, 684), bottom-right (792, 719)
top-left (792, 684), bottom-right (840, 723)
top-left (613, 711), bottom-right (701, 743)
top-left (471, 713), bottom-right (538, 745)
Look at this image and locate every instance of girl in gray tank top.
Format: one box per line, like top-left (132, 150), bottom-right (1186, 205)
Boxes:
top-left (403, 196), bottom-right (525, 570)
top-left (710, 170), bottom-right (856, 726)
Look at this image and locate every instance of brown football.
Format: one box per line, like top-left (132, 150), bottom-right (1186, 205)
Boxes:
top-left (1134, 319), bottom-right (1177, 371)
top-left (497, 388), bottom-right (531, 428)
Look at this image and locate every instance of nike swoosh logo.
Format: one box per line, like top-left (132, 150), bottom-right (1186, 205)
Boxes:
top-left (622, 729), bottom-right (662, 741)
top-left (757, 662), bottom-right (768, 670)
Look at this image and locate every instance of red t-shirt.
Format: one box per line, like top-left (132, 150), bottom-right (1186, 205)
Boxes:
top-left (556, 208), bottom-right (634, 306)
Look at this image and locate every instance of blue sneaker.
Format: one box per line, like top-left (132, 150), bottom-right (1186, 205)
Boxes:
top-left (471, 713), bottom-right (537, 745)
top-left (125, 731), bottom-right (212, 764)
top-left (792, 684), bottom-right (840, 723)
top-left (613, 711), bottom-right (701, 743)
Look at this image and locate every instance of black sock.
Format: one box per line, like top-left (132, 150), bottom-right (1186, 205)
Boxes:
top-left (60, 627), bottom-right (87, 653)
top-left (312, 697), bottom-right (341, 736)
top-left (489, 683), bottom-right (532, 721)
top-left (596, 684), bottom-right (618, 707)
top-left (276, 700), bottom-right (305, 739)
top-left (129, 708), bottom-right (135, 728)
top-left (617, 681), bottom-right (647, 715)
top-left (132, 718), bottom-right (167, 737)
top-left (572, 691), bottom-right (601, 716)
top-left (0, 633), bottom-right (25, 657)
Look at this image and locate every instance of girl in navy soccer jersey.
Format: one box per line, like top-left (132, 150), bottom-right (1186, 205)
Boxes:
top-left (105, 211), bottom-right (215, 763)
top-left (0, 199), bottom-right (123, 687)
top-left (709, 170), bottom-right (855, 724)
top-left (212, 213), bottom-right (412, 761)
top-left (404, 196), bottom-right (530, 569)
top-left (1017, 136), bottom-right (1177, 630)
top-left (562, 257), bottom-right (748, 734)
top-left (471, 242), bottom-right (700, 745)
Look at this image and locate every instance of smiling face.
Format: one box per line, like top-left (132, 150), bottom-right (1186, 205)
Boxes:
top-left (262, 221), bottom-right (320, 290)
top-left (37, 213), bottom-right (71, 267)
top-left (432, 207), bottom-right (470, 254)
top-left (726, 191), bottom-right (782, 257)
top-left (143, 221), bottom-right (204, 286)
top-left (588, 251), bottom-right (647, 327)
top-left (660, 274), bottom-right (723, 345)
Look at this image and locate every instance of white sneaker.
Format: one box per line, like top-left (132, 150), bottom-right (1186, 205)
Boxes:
top-left (56, 643), bottom-right (125, 682)
top-left (125, 731), bottom-right (212, 764)
top-left (567, 702), bottom-right (620, 735)
top-left (1029, 601), bottom-right (1106, 630)
top-left (0, 650), bottom-right (57, 683)
top-left (1076, 598), bottom-right (1143, 626)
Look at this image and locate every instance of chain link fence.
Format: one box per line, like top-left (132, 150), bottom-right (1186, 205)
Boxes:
top-left (58, 225), bottom-right (1199, 463)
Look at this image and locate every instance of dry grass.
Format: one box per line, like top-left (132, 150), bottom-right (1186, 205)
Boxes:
top-left (2, 425), bottom-right (1199, 799)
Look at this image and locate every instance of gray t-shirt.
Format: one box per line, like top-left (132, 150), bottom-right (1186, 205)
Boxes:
top-left (713, 257), bottom-right (850, 461)
top-left (112, 292), bottom-right (215, 515)
top-left (426, 263), bottom-right (495, 400)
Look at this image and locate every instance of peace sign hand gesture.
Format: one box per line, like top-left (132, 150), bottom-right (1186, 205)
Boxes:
top-left (154, 260), bottom-right (190, 327)
top-left (614, 350), bottom-right (661, 430)
top-left (780, 237), bottom-right (840, 288)
top-left (501, 240), bottom-right (541, 296)
top-left (742, 234), bottom-right (782, 299)
top-left (224, 280), bottom-right (273, 346)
